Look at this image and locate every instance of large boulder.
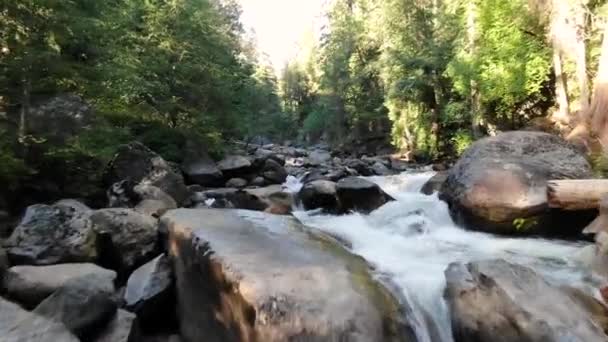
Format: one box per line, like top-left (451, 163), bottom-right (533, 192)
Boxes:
top-left (439, 131), bottom-right (594, 235)
top-left (104, 142), bottom-right (189, 206)
top-left (336, 177), bottom-right (394, 214)
top-left (161, 209), bottom-right (414, 342)
top-left (5, 203), bottom-right (97, 265)
top-left (261, 159), bottom-right (288, 184)
top-left (1, 297), bottom-right (79, 342)
top-left (124, 254), bottom-right (175, 333)
top-left (3, 263), bottom-right (116, 308)
top-left (445, 259), bottom-right (607, 342)
top-left (34, 275), bottom-right (117, 340)
top-left (181, 141), bottom-right (223, 187)
top-left (90, 209), bottom-right (159, 274)
top-left (298, 180), bottom-right (340, 213)
top-left (217, 155), bottom-right (252, 179)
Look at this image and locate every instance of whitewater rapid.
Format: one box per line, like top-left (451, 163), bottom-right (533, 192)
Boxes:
top-left (288, 171), bottom-right (597, 342)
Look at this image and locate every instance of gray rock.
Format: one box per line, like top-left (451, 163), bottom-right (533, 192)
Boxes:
top-left (420, 172), bottom-right (448, 195)
top-left (125, 254), bottom-right (174, 332)
top-left (244, 185), bottom-right (294, 215)
top-left (445, 259), bottom-right (607, 342)
top-left (134, 184), bottom-right (178, 210)
top-left (104, 142), bottom-right (189, 206)
top-left (262, 158), bottom-right (288, 184)
top-left (307, 150), bottom-right (332, 166)
top-left (181, 141), bottom-right (223, 187)
top-left (90, 209), bottom-right (159, 273)
top-left (225, 177), bottom-right (248, 188)
top-left (250, 176), bottom-right (266, 187)
top-left (336, 177), bottom-right (394, 214)
top-left (1, 297), bottom-right (79, 342)
top-left (372, 161), bottom-right (392, 176)
top-left (5, 203), bottom-right (97, 265)
top-left (4, 263), bottom-right (116, 308)
top-left (93, 309), bottom-right (138, 342)
top-left (440, 131), bottom-right (593, 235)
top-left (298, 180), bottom-right (339, 213)
top-left (161, 209), bottom-right (414, 342)
top-left (217, 155), bottom-right (252, 178)
top-left (34, 275), bottom-right (117, 339)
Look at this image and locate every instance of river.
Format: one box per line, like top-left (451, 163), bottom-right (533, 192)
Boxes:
top-left (286, 171), bottom-right (597, 342)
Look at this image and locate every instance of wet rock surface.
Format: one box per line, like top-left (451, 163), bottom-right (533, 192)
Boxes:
top-left (33, 275), bottom-right (117, 339)
top-left (5, 203), bottom-right (97, 265)
top-left (337, 177), bottom-right (394, 214)
top-left (1, 296), bottom-right (79, 342)
top-left (124, 254), bottom-right (175, 333)
top-left (161, 208), bottom-right (415, 342)
top-left (3, 263), bottom-right (116, 308)
top-left (440, 131), bottom-right (593, 235)
top-left (90, 208), bottom-right (159, 274)
top-left (445, 259), bottom-right (607, 342)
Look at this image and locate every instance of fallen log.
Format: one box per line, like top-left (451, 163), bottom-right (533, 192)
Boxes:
top-left (584, 195), bottom-right (608, 235)
top-left (547, 180), bottom-right (608, 210)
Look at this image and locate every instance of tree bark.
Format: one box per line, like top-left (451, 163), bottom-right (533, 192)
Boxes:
top-left (588, 24), bottom-right (608, 148)
top-left (466, 0), bottom-right (481, 138)
top-left (574, 3), bottom-right (590, 112)
top-left (547, 179), bottom-right (608, 210)
top-left (553, 49), bottom-right (570, 122)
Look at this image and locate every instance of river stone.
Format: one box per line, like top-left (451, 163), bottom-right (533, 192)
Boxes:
top-left (181, 141), bottom-right (223, 187)
top-left (298, 180), bottom-right (339, 213)
top-left (161, 209), bottom-right (414, 342)
top-left (244, 185), bottom-right (294, 215)
top-left (94, 309), bottom-right (138, 342)
top-left (439, 131), bottom-right (593, 235)
top-left (1, 297), bottom-right (79, 342)
top-left (4, 263), bottom-right (116, 308)
top-left (124, 254), bottom-right (175, 332)
top-left (420, 172), bottom-right (448, 195)
top-left (336, 177), bottom-right (394, 214)
top-left (54, 199), bottom-right (92, 213)
top-left (217, 155), bottom-right (252, 178)
top-left (262, 158), bottom-right (288, 184)
top-left (307, 150), bottom-right (332, 166)
top-left (134, 184), bottom-right (178, 210)
top-left (444, 259), bottom-right (607, 342)
top-left (34, 275), bottom-right (117, 339)
top-left (104, 142), bottom-right (189, 206)
top-left (90, 209), bottom-right (159, 274)
top-left (5, 203), bottom-right (97, 265)
top-left (226, 178), bottom-right (248, 188)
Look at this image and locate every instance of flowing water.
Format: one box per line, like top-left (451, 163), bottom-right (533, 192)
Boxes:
top-left (285, 171), bottom-right (598, 342)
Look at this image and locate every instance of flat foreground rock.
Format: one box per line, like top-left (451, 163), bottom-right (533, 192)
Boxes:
top-left (161, 208), bottom-right (413, 342)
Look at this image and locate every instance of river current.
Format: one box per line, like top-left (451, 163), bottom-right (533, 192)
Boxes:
top-left (285, 171), bottom-right (598, 342)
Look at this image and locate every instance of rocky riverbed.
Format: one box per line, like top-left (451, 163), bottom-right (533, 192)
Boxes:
top-left (2, 131), bottom-right (608, 342)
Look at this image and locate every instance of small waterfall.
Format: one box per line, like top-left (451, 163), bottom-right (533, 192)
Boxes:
top-left (289, 171), bottom-right (594, 342)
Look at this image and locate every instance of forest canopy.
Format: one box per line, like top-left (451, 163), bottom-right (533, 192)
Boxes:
top-left (1, 0), bottom-right (608, 199)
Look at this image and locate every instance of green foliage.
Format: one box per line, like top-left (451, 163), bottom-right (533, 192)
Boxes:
top-left (0, 130), bottom-right (28, 191)
top-left (451, 129), bottom-right (474, 156)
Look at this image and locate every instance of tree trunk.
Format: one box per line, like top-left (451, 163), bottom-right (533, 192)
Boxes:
top-left (574, 3), bottom-right (590, 112)
top-left (553, 49), bottom-right (570, 122)
top-left (547, 179), bottom-right (608, 210)
top-left (588, 24), bottom-right (608, 148)
top-left (466, 0), bottom-right (481, 138)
